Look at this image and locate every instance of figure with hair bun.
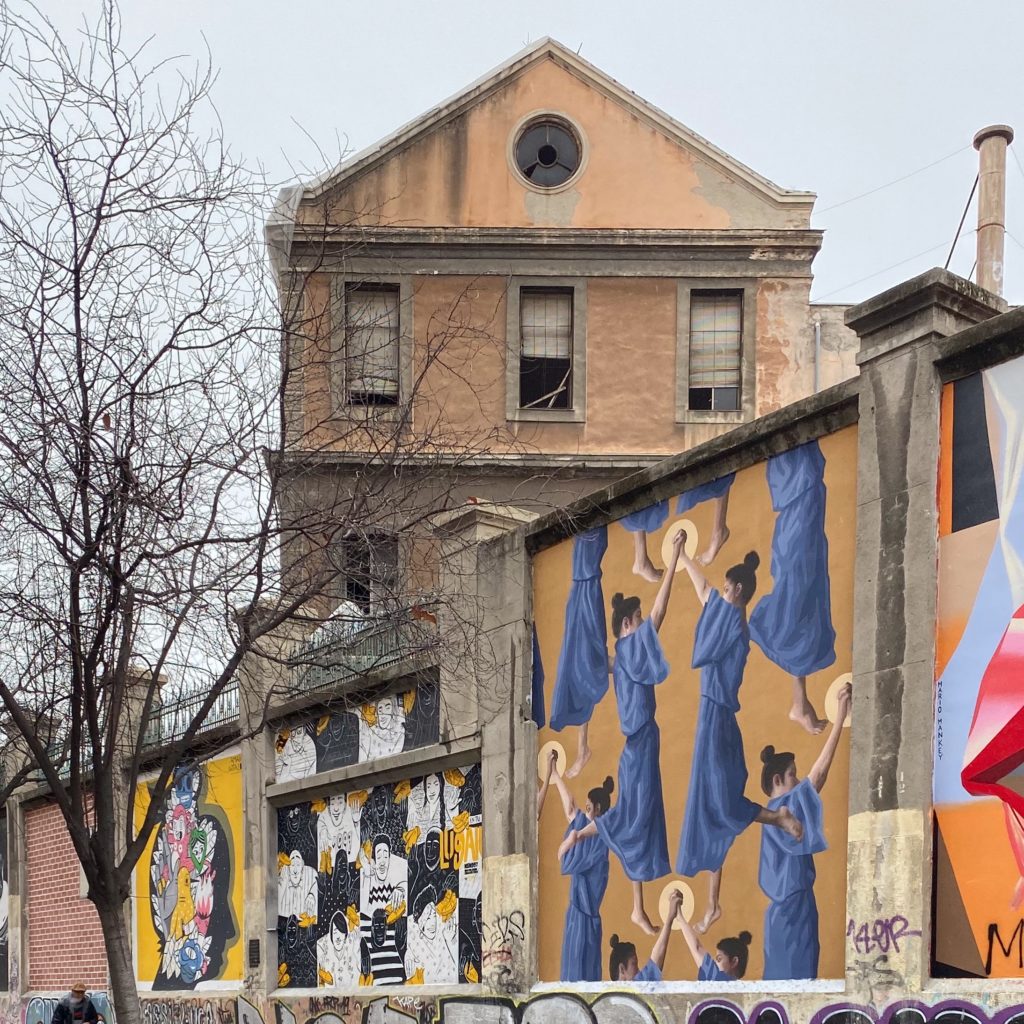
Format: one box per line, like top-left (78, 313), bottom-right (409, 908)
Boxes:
top-left (543, 754), bottom-right (615, 981)
top-left (677, 912), bottom-right (751, 981)
top-left (675, 544), bottom-right (805, 934)
top-left (749, 440), bottom-right (837, 734)
top-left (758, 680), bottom-right (851, 979)
top-left (607, 887), bottom-right (686, 981)
top-left (558, 528), bottom-right (688, 935)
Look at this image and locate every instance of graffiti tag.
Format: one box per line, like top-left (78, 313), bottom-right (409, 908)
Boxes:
top-left (846, 915), bottom-right (921, 955)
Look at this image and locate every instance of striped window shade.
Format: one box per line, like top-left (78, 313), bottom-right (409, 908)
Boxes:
top-left (520, 290), bottom-right (572, 359)
top-left (346, 285), bottom-right (400, 400)
top-left (689, 292), bottom-right (742, 388)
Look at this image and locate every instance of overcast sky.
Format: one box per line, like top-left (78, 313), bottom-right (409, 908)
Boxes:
top-left (47, 0), bottom-right (1024, 305)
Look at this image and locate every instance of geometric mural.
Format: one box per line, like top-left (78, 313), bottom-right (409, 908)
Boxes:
top-left (934, 354), bottom-right (1024, 977)
top-left (277, 763), bottom-right (482, 987)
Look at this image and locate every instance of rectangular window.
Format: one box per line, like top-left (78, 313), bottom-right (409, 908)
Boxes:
top-left (345, 284), bottom-right (400, 406)
top-left (688, 290), bottom-right (742, 412)
top-left (341, 532), bottom-right (398, 615)
top-left (519, 287), bottom-right (573, 410)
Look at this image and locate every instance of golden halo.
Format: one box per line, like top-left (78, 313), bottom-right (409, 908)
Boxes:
top-left (538, 740), bottom-right (567, 781)
top-left (661, 519), bottom-right (699, 572)
top-left (657, 879), bottom-right (695, 929)
top-left (824, 672), bottom-right (853, 728)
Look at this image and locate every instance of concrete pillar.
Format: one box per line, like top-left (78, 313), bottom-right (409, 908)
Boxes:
top-left (844, 268), bottom-right (1005, 997)
top-left (974, 124), bottom-right (1014, 296)
top-left (433, 502), bottom-right (537, 991)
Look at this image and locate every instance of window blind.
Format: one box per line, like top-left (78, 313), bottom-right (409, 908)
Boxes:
top-left (520, 290), bottom-right (572, 359)
top-left (347, 286), bottom-right (400, 398)
top-left (689, 292), bottom-right (742, 388)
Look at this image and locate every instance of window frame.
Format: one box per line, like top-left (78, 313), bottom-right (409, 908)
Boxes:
top-left (675, 280), bottom-right (756, 424)
top-left (334, 530), bottom-right (400, 616)
top-left (506, 278), bottom-right (587, 424)
top-left (330, 274), bottom-right (413, 419)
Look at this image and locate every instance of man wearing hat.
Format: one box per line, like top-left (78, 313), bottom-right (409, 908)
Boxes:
top-left (51, 984), bottom-right (100, 1024)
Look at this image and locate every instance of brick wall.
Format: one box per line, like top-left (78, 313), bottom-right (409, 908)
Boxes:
top-left (25, 800), bottom-right (108, 990)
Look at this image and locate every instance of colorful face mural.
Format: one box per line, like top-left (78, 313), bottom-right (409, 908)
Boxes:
top-left (532, 429), bottom-right (856, 983)
top-left (276, 763), bottom-right (482, 988)
top-left (274, 679), bottom-right (440, 783)
top-left (934, 353), bottom-right (1024, 977)
top-left (133, 752), bottom-right (243, 989)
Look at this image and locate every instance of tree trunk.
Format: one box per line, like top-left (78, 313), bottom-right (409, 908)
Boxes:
top-left (96, 900), bottom-right (142, 1024)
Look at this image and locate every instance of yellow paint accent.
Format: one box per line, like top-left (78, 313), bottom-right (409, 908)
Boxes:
top-left (133, 752), bottom-right (244, 983)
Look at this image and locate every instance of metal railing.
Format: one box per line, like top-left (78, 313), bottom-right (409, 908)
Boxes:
top-left (143, 681), bottom-right (242, 748)
top-left (287, 610), bottom-right (439, 696)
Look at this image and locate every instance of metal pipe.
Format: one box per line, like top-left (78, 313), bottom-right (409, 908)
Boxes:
top-left (813, 318), bottom-right (821, 393)
top-left (973, 124), bottom-right (1014, 296)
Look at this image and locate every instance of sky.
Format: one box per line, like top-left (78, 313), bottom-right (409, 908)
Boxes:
top-left (43, 0), bottom-right (1024, 306)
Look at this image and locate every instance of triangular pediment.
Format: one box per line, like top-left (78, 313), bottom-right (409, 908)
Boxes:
top-left (292, 39), bottom-right (815, 232)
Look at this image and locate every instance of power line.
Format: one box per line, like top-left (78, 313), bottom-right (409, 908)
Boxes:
top-left (815, 145), bottom-right (972, 215)
top-left (814, 233), bottom-right (974, 302)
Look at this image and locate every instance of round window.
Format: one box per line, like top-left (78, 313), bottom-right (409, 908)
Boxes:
top-left (514, 118), bottom-right (581, 188)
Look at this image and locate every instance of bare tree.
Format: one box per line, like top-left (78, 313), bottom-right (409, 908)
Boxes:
top-left (0, 2), bottom-right (525, 1019)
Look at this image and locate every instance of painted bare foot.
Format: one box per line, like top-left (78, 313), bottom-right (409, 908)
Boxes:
top-left (565, 746), bottom-right (592, 779)
top-left (789, 701), bottom-right (828, 735)
top-left (777, 806), bottom-right (804, 843)
top-left (1012, 876), bottom-right (1024, 911)
top-left (632, 555), bottom-right (663, 583)
top-left (631, 908), bottom-right (659, 936)
top-left (695, 902), bottom-right (721, 935)
top-left (697, 526), bottom-right (731, 566)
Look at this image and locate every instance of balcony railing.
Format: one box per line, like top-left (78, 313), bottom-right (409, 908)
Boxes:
top-left (287, 609), bottom-right (439, 696)
top-left (143, 681), bottom-right (241, 748)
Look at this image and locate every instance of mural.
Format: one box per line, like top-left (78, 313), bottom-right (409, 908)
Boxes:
top-left (133, 752), bottom-right (243, 989)
top-left (534, 429), bottom-right (856, 982)
top-left (0, 812), bottom-right (7, 991)
top-left (934, 353), bottom-right (1024, 977)
top-left (275, 679), bottom-right (440, 783)
top-left (277, 763), bottom-right (482, 987)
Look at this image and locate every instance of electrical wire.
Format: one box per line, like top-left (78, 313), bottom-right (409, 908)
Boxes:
top-left (813, 233), bottom-right (974, 302)
top-left (815, 145), bottom-right (972, 215)
top-left (945, 175), bottom-right (979, 270)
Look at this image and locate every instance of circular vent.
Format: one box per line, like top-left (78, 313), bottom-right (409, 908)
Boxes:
top-left (514, 118), bottom-right (581, 188)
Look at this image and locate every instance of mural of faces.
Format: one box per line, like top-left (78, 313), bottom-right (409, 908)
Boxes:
top-left (145, 760), bottom-right (237, 989)
top-left (273, 678), bottom-right (440, 783)
top-left (277, 762), bottom-right (482, 988)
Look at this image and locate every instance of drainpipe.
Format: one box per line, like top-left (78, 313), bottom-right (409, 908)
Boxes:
top-left (973, 124), bottom-right (1014, 296)
top-left (813, 318), bottom-right (821, 393)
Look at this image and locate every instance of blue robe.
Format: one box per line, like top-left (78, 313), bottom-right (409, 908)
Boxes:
top-left (595, 619), bottom-right (671, 881)
top-left (749, 441), bottom-right (836, 677)
top-left (677, 590), bottom-right (761, 875)
top-left (698, 952), bottom-right (735, 982)
top-left (634, 959), bottom-right (661, 982)
top-left (531, 628), bottom-right (545, 728)
top-left (559, 810), bottom-right (609, 982)
top-left (676, 473), bottom-right (735, 514)
top-left (759, 778), bottom-right (827, 980)
top-left (550, 527), bottom-right (610, 730)
top-left (621, 500), bottom-right (669, 534)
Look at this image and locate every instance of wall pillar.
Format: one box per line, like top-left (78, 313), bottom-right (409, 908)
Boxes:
top-left (844, 268), bottom-right (1005, 998)
top-left (434, 502), bottom-right (536, 992)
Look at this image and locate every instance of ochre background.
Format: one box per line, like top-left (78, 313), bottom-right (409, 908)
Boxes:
top-left (133, 752), bottom-right (244, 984)
top-left (533, 425), bottom-right (857, 982)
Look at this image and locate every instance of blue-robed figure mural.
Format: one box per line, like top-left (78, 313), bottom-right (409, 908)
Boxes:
top-left (534, 428), bottom-right (855, 982)
top-left (550, 526), bottom-right (609, 779)
top-left (750, 440), bottom-right (837, 734)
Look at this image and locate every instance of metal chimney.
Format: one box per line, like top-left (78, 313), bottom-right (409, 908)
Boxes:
top-left (973, 124), bottom-right (1014, 296)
